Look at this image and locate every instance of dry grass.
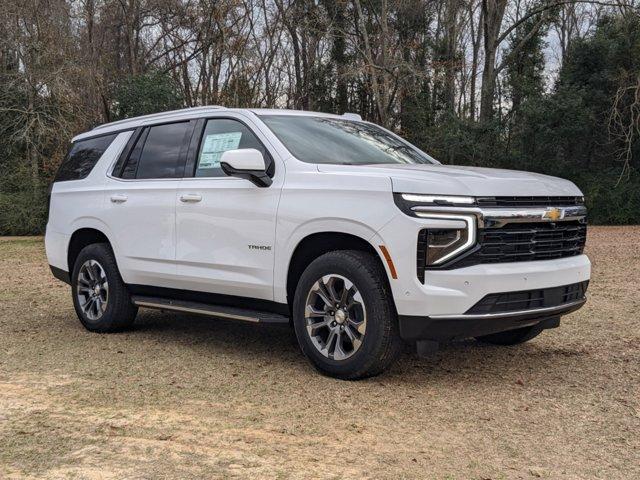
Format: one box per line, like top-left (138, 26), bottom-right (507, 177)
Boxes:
top-left (0, 227), bottom-right (638, 479)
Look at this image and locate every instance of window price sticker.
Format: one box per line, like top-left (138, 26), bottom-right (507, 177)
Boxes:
top-left (198, 132), bottom-right (242, 169)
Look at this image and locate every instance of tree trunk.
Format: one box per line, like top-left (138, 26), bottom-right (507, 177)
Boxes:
top-left (354, 0), bottom-right (386, 125)
top-left (479, 0), bottom-right (507, 122)
top-left (444, 0), bottom-right (460, 113)
top-left (326, 0), bottom-right (348, 113)
top-left (469, 1), bottom-right (483, 120)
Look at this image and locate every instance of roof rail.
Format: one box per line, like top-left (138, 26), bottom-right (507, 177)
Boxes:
top-left (92, 106), bottom-right (225, 131)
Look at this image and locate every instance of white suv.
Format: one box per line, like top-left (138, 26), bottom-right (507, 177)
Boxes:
top-left (46, 107), bottom-right (591, 379)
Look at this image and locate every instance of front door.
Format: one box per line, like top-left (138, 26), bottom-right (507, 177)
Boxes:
top-left (175, 115), bottom-right (283, 301)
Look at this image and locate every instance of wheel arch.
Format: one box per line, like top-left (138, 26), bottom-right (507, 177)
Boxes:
top-left (67, 228), bottom-right (113, 274)
top-left (284, 231), bottom-right (395, 312)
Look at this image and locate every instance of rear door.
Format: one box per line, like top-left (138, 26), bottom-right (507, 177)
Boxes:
top-left (175, 114), bottom-right (284, 301)
top-left (103, 120), bottom-right (195, 287)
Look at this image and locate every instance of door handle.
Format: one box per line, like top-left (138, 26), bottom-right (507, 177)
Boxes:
top-left (110, 194), bottom-right (128, 203)
top-left (180, 193), bottom-right (202, 203)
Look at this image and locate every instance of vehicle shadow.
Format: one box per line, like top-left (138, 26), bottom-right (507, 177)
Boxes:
top-left (128, 308), bottom-right (595, 385)
top-left (131, 308), bottom-right (301, 356)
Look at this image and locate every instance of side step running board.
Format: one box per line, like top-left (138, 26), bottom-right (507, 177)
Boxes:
top-left (131, 296), bottom-right (290, 324)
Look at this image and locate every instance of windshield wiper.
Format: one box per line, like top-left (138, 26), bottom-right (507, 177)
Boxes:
top-left (388, 145), bottom-right (415, 152)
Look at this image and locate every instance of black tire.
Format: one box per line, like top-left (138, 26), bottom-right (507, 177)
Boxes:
top-left (71, 243), bottom-right (137, 332)
top-left (475, 323), bottom-right (544, 346)
top-left (292, 250), bottom-right (403, 380)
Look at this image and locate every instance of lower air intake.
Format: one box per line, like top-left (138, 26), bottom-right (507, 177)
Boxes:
top-left (466, 281), bottom-right (589, 315)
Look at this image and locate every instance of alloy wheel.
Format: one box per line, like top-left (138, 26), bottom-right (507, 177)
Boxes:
top-left (304, 274), bottom-right (367, 361)
top-left (76, 259), bottom-right (109, 321)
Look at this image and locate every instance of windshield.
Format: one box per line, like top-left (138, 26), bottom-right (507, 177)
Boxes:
top-left (260, 115), bottom-right (438, 165)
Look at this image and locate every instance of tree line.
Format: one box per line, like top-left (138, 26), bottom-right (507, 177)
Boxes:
top-left (1, 0), bottom-right (639, 234)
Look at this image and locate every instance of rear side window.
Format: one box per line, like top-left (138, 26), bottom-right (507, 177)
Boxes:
top-left (55, 134), bottom-right (117, 182)
top-left (121, 122), bottom-right (191, 179)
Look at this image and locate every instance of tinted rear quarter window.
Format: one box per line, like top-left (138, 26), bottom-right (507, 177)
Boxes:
top-left (55, 134), bottom-right (117, 182)
top-left (122, 122), bottom-right (191, 179)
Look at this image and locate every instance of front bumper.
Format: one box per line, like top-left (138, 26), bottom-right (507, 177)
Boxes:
top-left (386, 251), bottom-right (591, 318)
top-left (398, 297), bottom-right (585, 341)
top-left (393, 256), bottom-right (590, 341)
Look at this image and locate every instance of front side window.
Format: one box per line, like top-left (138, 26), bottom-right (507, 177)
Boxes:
top-left (55, 134), bottom-right (118, 182)
top-left (260, 115), bottom-right (437, 166)
top-left (194, 119), bottom-right (269, 178)
top-left (122, 122), bottom-right (191, 179)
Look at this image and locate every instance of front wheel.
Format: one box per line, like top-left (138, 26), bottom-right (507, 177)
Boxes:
top-left (292, 250), bottom-right (403, 380)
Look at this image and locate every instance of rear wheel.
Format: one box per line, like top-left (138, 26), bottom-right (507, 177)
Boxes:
top-left (292, 250), bottom-right (403, 380)
top-left (475, 323), bottom-right (544, 345)
top-left (71, 243), bottom-right (137, 332)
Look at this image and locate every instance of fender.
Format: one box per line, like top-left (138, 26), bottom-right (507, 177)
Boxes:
top-left (274, 217), bottom-right (393, 304)
top-left (67, 217), bottom-right (122, 271)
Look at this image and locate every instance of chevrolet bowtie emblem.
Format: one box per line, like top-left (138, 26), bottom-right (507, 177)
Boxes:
top-left (542, 207), bottom-right (563, 221)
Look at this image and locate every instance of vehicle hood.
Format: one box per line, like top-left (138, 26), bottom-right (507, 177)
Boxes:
top-left (317, 163), bottom-right (583, 197)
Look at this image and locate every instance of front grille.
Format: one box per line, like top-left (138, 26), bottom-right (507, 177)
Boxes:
top-left (466, 281), bottom-right (588, 315)
top-left (476, 196), bottom-right (584, 207)
top-left (451, 221), bottom-right (587, 268)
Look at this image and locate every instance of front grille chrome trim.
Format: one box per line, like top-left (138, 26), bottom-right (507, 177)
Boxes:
top-left (476, 206), bottom-right (587, 228)
top-left (411, 205), bottom-right (587, 228)
top-left (430, 298), bottom-right (586, 320)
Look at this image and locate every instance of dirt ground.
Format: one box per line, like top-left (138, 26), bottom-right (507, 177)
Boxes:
top-left (0, 227), bottom-right (638, 480)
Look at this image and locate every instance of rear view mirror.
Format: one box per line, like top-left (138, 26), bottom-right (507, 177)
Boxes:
top-left (220, 149), bottom-right (272, 187)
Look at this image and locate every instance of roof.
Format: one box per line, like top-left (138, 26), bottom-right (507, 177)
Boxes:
top-left (73, 106), bottom-right (362, 142)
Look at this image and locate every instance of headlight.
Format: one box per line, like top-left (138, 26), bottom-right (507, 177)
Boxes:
top-left (424, 228), bottom-right (470, 265)
top-left (393, 193), bottom-right (478, 275)
top-left (415, 214), bottom-right (477, 280)
top-left (417, 213), bottom-right (476, 266)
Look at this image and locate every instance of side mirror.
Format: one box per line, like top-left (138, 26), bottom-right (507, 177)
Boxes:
top-left (220, 149), bottom-right (272, 187)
